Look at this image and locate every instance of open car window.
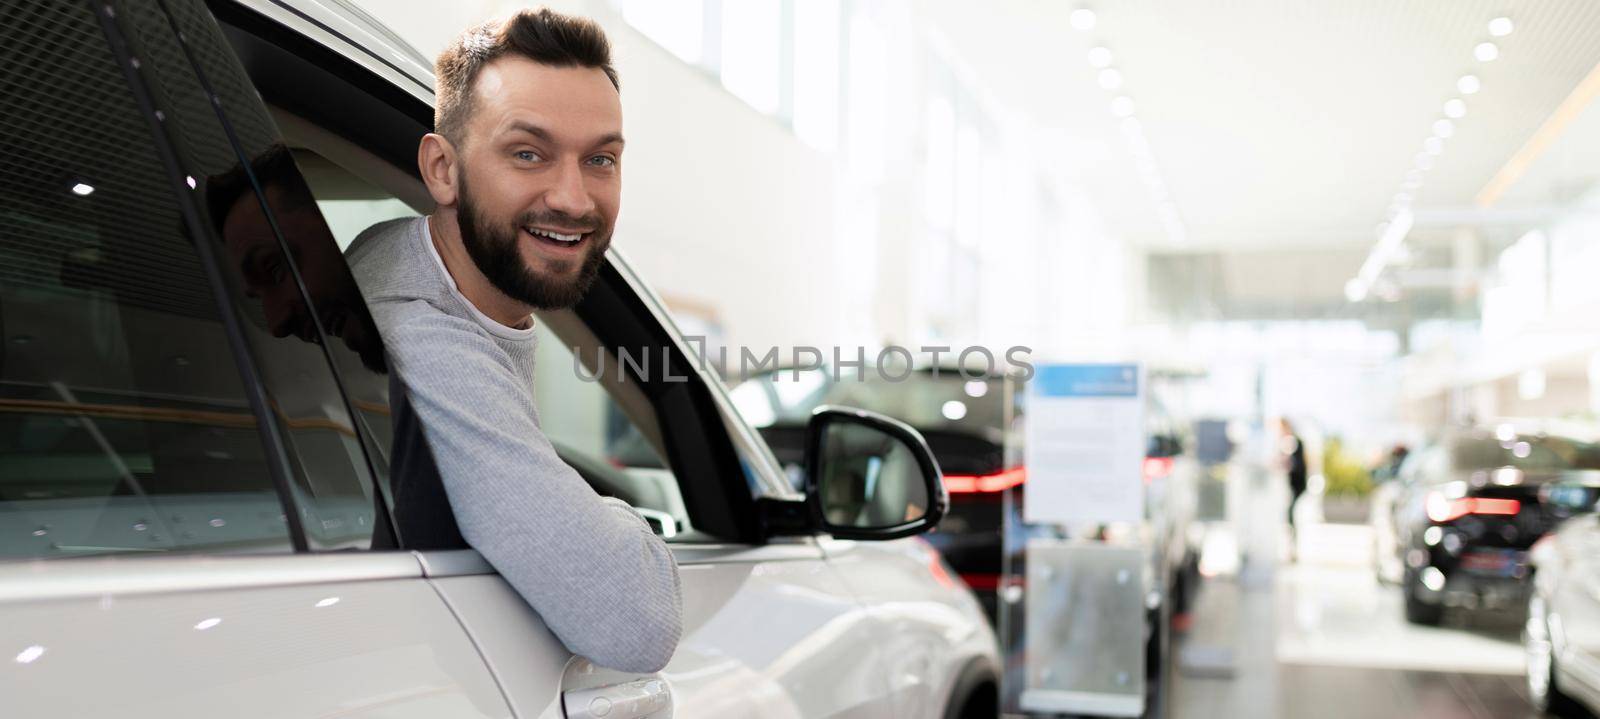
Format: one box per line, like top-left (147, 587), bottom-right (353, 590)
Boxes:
top-left (273, 132), bottom-right (712, 540)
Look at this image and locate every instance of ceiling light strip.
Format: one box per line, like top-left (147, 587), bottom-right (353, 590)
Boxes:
top-left (1475, 59), bottom-right (1600, 208)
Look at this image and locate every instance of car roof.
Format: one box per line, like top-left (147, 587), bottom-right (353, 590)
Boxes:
top-left (229, 0), bottom-right (435, 103)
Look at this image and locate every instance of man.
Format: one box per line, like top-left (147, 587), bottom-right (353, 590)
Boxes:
top-left (1278, 417), bottom-right (1308, 562)
top-left (346, 8), bottom-right (681, 673)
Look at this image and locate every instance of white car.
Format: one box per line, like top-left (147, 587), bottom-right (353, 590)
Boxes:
top-left (1526, 497), bottom-right (1600, 718)
top-left (0, 0), bottom-right (1000, 716)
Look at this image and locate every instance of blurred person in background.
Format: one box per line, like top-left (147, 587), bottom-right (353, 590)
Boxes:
top-left (1278, 417), bottom-right (1307, 561)
top-left (1372, 443), bottom-right (1409, 484)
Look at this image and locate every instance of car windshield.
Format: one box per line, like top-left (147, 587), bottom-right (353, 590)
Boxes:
top-left (1450, 435), bottom-right (1600, 473)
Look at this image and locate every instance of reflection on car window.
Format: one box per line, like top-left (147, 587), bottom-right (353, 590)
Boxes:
top-left (122, 0), bottom-right (389, 550)
top-left (0, 2), bottom-right (293, 558)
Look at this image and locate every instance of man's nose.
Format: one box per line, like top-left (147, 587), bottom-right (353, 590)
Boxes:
top-left (545, 159), bottom-right (596, 219)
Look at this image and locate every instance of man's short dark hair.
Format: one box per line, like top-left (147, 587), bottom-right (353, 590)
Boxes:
top-left (433, 8), bottom-right (618, 147)
top-left (204, 144), bottom-right (314, 235)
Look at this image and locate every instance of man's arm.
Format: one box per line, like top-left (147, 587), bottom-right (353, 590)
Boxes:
top-left (379, 302), bottom-right (682, 673)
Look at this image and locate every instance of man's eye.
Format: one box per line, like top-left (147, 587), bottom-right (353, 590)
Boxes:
top-left (515, 150), bottom-right (542, 162)
top-left (587, 155), bottom-right (616, 168)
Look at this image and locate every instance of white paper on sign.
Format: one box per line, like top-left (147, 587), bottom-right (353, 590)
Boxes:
top-left (1023, 364), bottom-right (1144, 525)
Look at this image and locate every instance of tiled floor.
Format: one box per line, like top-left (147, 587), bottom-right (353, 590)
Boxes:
top-left (1169, 478), bottom-right (1549, 719)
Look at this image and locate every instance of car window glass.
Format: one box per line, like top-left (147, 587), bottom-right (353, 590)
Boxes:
top-left (532, 325), bottom-right (699, 539)
top-left (1451, 435), bottom-right (1595, 473)
top-left (0, 1), bottom-right (295, 559)
top-left (119, 0), bottom-right (389, 549)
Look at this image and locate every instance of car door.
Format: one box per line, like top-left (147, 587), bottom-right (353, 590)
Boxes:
top-left (204, 2), bottom-right (906, 715)
top-left (0, 2), bottom-right (509, 716)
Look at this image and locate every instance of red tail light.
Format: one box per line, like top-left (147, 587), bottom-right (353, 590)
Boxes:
top-left (959, 573), bottom-right (1002, 591)
top-left (1426, 493), bottom-right (1521, 523)
top-left (944, 466), bottom-right (1026, 494)
top-left (1143, 456), bottom-right (1175, 483)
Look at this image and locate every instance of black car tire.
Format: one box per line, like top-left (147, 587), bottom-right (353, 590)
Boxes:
top-left (1403, 571), bottom-right (1445, 626)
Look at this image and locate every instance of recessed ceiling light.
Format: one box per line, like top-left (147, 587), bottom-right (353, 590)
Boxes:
top-left (1110, 95), bottom-right (1136, 117)
top-left (1458, 74), bottom-right (1482, 94)
top-left (71, 182), bottom-right (94, 196)
top-left (1474, 42), bottom-right (1499, 62)
top-left (1405, 169), bottom-right (1426, 182)
top-left (1070, 8), bottom-right (1097, 31)
top-left (1432, 118), bottom-right (1456, 138)
top-left (1443, 98), bottom-right (1467, 118)
top-left (1415, 153), bottom-right (1435, 170)
top-left (1401, 179), bottom-right (1421, 191)
top-left (1088, 46), bottom-right (1113, 68)
top-left (1423, 136), bottom-right (1444, 155)
top-left (1097, 68), bottom-right (1124, 90)
top-left (1488, 17), bottom-right (1514, 37)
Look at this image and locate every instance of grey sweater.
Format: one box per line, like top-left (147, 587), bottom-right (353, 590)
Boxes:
top-left (347, 216), bottom-right (682, 673)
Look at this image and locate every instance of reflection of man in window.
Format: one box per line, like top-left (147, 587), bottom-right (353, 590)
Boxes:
top-left (207, 146), bottom-right (386, 374)
top-left (344, 9), bottom-right (680, 673)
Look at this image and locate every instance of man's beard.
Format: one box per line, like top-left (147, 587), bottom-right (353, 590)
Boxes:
top-left (455, 173), bottom-right (610, 311)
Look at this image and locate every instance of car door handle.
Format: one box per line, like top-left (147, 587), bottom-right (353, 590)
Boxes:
top-left (562, 678), bottom-right (672, 719)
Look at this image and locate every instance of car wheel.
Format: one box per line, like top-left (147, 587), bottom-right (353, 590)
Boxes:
top-left (1529, 620), bottom-right (1586, 717)
top-left (952, 682), bottom-right (998, 719)
top-left (1403, 572), bottom-right (1444, 626)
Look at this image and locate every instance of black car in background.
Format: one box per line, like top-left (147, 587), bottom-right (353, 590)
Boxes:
top-left (1380, 427), bottom-right (1600, 625)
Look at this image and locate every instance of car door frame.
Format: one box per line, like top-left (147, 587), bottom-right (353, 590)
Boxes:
top-left (4, 2), bottom-right (515, 716)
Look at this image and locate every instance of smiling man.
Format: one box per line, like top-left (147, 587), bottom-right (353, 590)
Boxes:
top-left (346, 8), bottom-right (681, 673)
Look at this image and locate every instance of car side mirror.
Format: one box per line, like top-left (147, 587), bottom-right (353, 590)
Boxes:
top-left (802, 406), bottom-right (947, 540)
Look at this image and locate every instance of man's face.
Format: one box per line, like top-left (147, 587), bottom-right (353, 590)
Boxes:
top-left (454, 56), bottom-right (623, 310)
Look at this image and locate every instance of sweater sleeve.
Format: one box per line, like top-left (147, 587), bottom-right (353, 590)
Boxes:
top-left (377, 302), bottom-right (682, 673)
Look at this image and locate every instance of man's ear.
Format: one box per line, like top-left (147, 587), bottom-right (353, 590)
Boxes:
top-left (418, 133), bottom-right (459, 207)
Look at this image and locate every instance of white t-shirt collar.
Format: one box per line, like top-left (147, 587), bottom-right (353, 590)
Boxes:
top-left (420, 216), bottom-right (538, 341)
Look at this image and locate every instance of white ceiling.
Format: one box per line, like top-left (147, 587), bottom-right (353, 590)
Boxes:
top-left (924, 0), bottom-right (1600, 252)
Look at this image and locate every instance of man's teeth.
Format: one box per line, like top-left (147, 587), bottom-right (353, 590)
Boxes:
top-left (528, 227), bottom-right (583, 244)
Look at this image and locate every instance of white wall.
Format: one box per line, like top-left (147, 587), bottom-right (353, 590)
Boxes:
top-left (347, 0), bottom-right (1130, 361)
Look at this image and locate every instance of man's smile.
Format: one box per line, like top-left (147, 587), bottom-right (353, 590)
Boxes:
top-left (523, 224), bottom-right (590, 253)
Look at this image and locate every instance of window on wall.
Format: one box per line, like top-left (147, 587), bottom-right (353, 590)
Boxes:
top-left (719, 0), bottom-right (782, 115)
top-left (792, 0), bottom-right (840, 150)
top-left (622, 0), bottom-right (705, 65)
top-left (618, 0), bottom-right (848, 154)
top-left (844, 10), bottom-right (888, 182)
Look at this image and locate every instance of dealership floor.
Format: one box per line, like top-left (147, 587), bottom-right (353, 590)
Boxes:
top-left (1170, 487), bottom-right (1538, 719)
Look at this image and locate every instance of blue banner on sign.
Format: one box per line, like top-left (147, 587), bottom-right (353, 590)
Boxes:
top-left (1033, 364), bottom-right (1139, 398)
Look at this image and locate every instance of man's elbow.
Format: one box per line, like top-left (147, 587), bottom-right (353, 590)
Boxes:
top-left (583, 604), bottom-right (682, 673)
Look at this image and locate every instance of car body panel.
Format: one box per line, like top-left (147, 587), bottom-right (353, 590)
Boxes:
top-left (427, 542), bottom-right (903, 718)
top-left (0, 554), bottom-right (510, 718)
top-left (819, 537), bottom-right (1000, 717)
top-left (1530, 515), bottom-right (1600, 713)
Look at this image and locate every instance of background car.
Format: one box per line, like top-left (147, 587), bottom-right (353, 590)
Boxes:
top-left (1526, 509), bottom-right (1600, 717)
top-left (732, 362), bottom-right (1200, 716)
top-left (0, 1), bottom-right (1001, 716)
top-left (1377, 425), bottom-right (1600, 625)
